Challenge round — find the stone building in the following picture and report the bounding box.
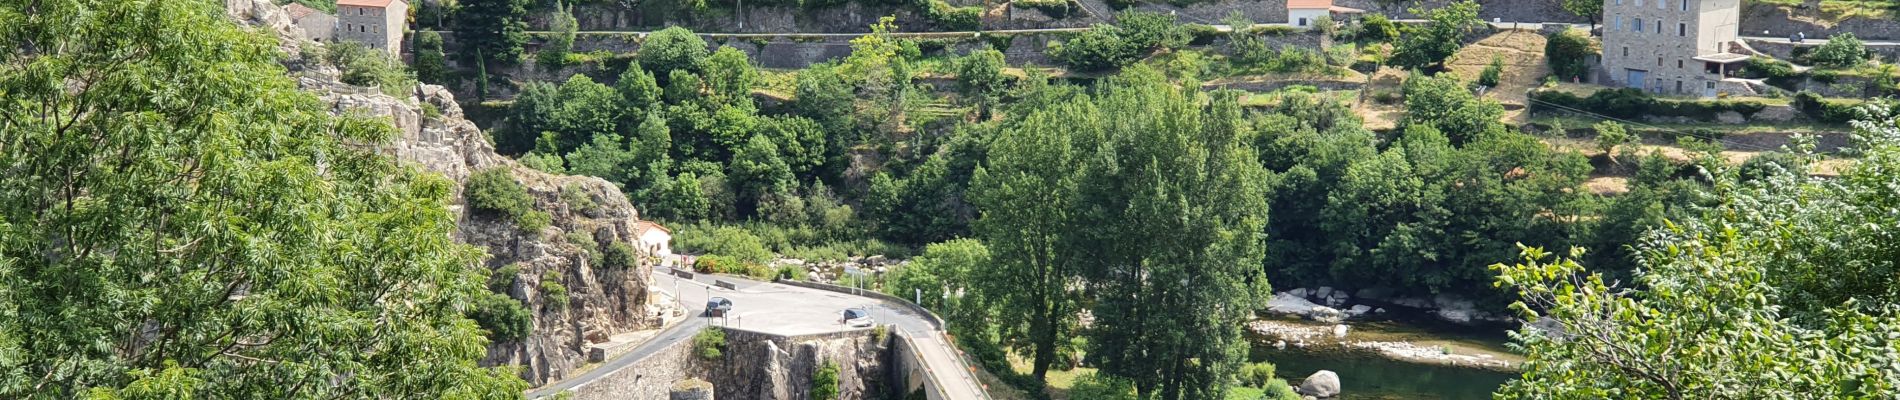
[283,3,335,40]
[336,0,408,54]
[1600,0,1752,97]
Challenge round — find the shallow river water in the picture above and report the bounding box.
[1248,317,1521,400]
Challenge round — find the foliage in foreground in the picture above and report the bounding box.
[0,0,526,397]
[1494,101,1900,399]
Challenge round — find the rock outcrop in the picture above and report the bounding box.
[227,0,658,386]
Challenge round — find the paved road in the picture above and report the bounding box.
[526,271,987,399]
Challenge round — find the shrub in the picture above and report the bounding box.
[1119,11,1189,51]
[1238,362,1278,388]
[1545,29,1593,81]
[1530,88,1765,121]
[489,263,524,292]
[540,271,569,309]
[1014,0,1074,18]
[1263,46,1328,74]
[466,168,552,233]
[810,361,840,400]
[1324,43,1358,67]
[468,290,533,342]
[1054,25,1137,71]
[920,0,981,30]
[1069,373,1138,400]
[603,241,638,270]
[1359,14,1399,42]
[1478,56,1504,88]
[1806,33,1869,69]
[676,224,774,264]
[560,184,601,216]
[640,27,709,75]
[325,41,415,93]
[1793,91,1864,124]
[564,231,599,256]
[693,327,726,360]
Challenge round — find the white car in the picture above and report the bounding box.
[841,308,874,328]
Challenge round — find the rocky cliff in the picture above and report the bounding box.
[226,0,659,386]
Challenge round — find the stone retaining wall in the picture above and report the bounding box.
[1740,2,1900,41]
[566,326,896,400]
[1744,38,1900,63]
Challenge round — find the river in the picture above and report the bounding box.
[1248,318,1522,399]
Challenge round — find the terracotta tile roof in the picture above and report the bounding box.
[336,0,402,8]
[1287,0,1333,9]
[634,221,672,235]
[283,3,321,19]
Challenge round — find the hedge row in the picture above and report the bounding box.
[1530,88,1766,122]
[1793,91,1865,124]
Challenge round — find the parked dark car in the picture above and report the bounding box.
[706,297,733,317]
[841,308,874,328]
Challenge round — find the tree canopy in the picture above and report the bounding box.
[0,0,526,397]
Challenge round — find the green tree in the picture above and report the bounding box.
[1493,104,1900,399]
[565,133,639,186]
[639,27,709,77]
[1054,24,1136,71]
[795,63,857,139]
[759,115,828,176]
[616,66,663,116]
[1807,33,1869,69]
[969,78,1092,383]
[1593,120,1633,164]
[457,0,531,63]
[1117,10,1189,52]
[1390,0,1483,70]
[537,0,578,69]
[414,31,453,84]
[1400,72,1505,145]
[1076,78,1271,399]
[1545,29,1595,81]
[955,47,1008,120]
[505,75,623,154]
[1559,0,1602,31]
[703,46,759,103]
[728,135,795,217]
[0,0,526,396]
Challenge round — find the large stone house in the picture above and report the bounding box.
[1600,0,1752,97]
[283,3,335,40]
[336,0,408,54]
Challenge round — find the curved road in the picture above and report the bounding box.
[526,270,987,399]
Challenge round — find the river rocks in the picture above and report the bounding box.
[1309,306,1347,324]
[1332,324,1349,339]
[1299,370,1342,398]
[1347,305,1373,316]
[1289,288,1309,298]
[1315,286,1334,299]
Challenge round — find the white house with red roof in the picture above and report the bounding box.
[633,221,675,268]
[336,0,407,54]
[1287,0,1364,29]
